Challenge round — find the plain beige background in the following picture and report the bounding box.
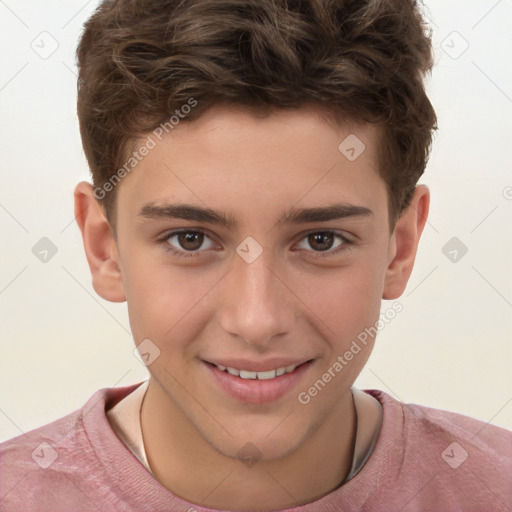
[0,0,511,442]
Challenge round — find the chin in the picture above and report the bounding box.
[204,424,305,464]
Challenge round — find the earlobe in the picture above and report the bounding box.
[74,181,126,303]
[382,185,430,300]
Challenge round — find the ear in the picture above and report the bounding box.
[382,185,430,300]
[74,181,126,302]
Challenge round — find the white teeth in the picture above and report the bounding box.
[256,370,277,380]
[239,370,257,379]
[216,363,300,380]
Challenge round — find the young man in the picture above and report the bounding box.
[1,0,511,510]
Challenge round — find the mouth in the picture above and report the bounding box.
[202,358,314,404]
[209,361,307,380]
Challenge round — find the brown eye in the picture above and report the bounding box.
[307,232,335,251]
[295,231,352,258]
[161,230,215,258]
[176,231,204,251]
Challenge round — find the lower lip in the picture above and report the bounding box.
[203,360,313,404]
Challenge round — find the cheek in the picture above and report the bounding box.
[120,250,174,340]
[122,252,221,346]
[298,258,383,337]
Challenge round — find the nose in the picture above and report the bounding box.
[218,247,296,348]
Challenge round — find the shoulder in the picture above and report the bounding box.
[0,400,91,509]
[0,385,137,511]
[361,390,512,510]
[369,388,512,449]
[1,397,87,467]
[396,392,511,463]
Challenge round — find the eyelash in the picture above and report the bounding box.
[157,229,354,259]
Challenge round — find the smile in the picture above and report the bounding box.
[212,363,300,380]
[203,359,314,404]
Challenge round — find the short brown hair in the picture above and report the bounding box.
[76,0,437,230]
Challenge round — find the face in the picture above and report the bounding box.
[83,105,413,462]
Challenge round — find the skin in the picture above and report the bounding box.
[74,104,429,510]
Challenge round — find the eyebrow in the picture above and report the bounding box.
[138,202,373,229]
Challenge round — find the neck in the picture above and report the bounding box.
[140,378,356,510]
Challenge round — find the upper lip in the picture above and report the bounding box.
[204,358,313,372]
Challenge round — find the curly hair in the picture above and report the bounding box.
[76,0,437,230]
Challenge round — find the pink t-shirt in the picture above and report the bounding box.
[1,382,511,511]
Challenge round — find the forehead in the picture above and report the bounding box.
[116,105,387,224]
